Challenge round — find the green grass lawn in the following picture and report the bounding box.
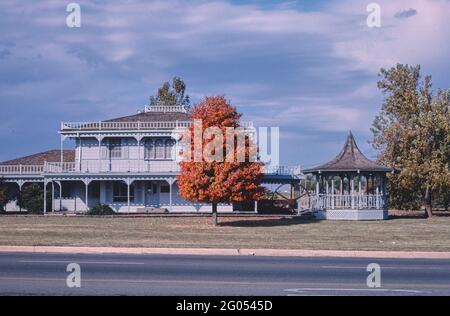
[0,215,449,251]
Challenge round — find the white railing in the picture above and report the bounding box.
[60,121,192,131]
[264,165,301,176]
[0,164,44,175]
[1,161,299,177]
[309,194,386,210]
[44,160,180,174]
[144,106,187,113]
[60,120,253,131]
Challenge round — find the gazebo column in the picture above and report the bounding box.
[315,175,320,196]
[375,175,380,209]
[331,176,335,209]
[350,176,355,209]
[358,175,362,209]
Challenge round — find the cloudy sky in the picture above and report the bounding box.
[1,0,449,167]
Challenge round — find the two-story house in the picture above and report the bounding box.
[0,105,300,213]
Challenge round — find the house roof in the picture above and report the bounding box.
[303,131,393,174]
[0,150,75,166]
[104,110,191,123]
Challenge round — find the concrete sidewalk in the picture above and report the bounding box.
[1,245,450,259]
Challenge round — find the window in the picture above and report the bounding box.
[155,139,164,159]
[109,138,122,159]
[113,182,134,203]
[165,139,175,159]
[144,140,155,159]
[145,138,176,160]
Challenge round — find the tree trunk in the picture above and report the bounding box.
[423,185,433,218]
[212,202,218,226]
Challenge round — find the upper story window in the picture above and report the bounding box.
[155,139,164,159]
[145,138,175,160]
[165,139,175,159]
[109,138,122,159]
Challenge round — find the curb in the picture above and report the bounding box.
[1,246,450,259]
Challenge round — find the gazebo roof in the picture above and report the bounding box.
[303,131,393,174]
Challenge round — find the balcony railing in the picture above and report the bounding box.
[60,120,254,131]
[0,165,44,175]
[0,162,301,177]
[45,161,181,173]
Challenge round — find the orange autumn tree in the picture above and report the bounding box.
[177,96,265,226]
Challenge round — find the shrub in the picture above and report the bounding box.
[18,183,51,214]
[87,204,116,216]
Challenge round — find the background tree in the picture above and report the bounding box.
[149,77,190,108]
[177,96,265,226]
[372,64,450,217]
[18,183,51,214]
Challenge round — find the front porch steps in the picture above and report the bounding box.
[136,207,169,213]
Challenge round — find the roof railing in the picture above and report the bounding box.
[60,120,254,131]
[144,105,187,113]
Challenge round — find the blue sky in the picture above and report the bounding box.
[1,0,449,167]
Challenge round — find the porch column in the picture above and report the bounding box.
[137,135,142,172]
[98,136,103,173]
[58,181,62,212]
[125,178,134,213]
[43,181,47,215]
[51,181,55,213]
[167,178,176,212]
[78,136,82,172]
[18,181,24,213]
[85,180,90,211]
[127,183,130,212]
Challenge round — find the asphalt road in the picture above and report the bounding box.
[0,252,449,295]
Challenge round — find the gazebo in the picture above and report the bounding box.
[303,131,394,220]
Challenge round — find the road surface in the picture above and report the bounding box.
[0,252,449,295]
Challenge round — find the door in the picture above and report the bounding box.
[145,182,159,207]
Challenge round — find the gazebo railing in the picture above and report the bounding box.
[310,194,386,210]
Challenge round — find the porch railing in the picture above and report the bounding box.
[308,194,386,210]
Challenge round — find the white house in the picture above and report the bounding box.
[0,105,300,214]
